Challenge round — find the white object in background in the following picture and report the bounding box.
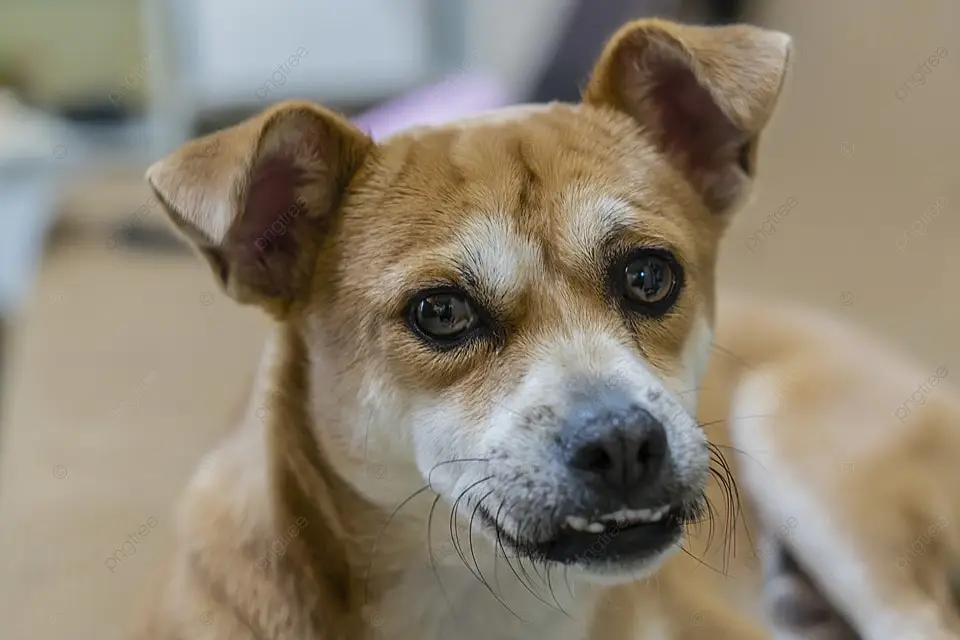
[140,0,466,157]
[0,90,84,316]
[0,90,84,164]
[187,0,431,109]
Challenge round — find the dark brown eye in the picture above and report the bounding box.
[411,291,479,341]
[618,251,681,315]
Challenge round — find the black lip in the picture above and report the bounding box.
[479,505,692,566]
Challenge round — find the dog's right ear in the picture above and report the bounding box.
[146,101,373,319]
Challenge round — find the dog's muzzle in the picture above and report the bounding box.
[481,383,705,567]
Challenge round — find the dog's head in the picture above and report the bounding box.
[148,20,791,581]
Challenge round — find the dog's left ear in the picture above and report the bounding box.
[146,101,373,318]
[585,19,792,214]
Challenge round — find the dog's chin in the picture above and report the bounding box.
[561,548,680,585]
[477,500,700,583]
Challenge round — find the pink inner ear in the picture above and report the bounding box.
[649,59,743,173]
[227,154,308,298]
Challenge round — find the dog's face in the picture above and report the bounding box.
[148,20,791,580]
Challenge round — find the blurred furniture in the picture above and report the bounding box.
[0,90,86,322]
[0,90,146,322]
[707,0,748,22]
[528,0,748,104]
[140,0,470,156]
[529,0,682,104]
[0,92,77,411]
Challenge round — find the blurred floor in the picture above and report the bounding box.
[0,215,268,639]
[0,1,957,639]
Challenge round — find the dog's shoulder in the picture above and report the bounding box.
[134,425,314,640]
[177,423,273,555]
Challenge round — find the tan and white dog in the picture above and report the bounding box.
[136,18,960,640]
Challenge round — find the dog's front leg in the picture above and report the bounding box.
[760,536,860,639]
[740,475,960,639]
[732,414,960,640]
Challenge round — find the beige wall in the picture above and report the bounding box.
[728,0,959,367]
[0,0,142,103]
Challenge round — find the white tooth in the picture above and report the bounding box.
[566,516,589,531]
[603,509,629,522]
[586,522,605,533]
[649,506,669,522]
[596,506,673,526]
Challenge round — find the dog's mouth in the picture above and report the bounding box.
[479,502,695,566]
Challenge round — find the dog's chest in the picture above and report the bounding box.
[367,565,600,640]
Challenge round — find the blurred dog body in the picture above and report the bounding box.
[691,295,960,639]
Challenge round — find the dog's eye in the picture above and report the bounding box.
[411,291,479,342]
[617,250,681,315]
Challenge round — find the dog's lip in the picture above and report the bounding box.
[478,503,691,566]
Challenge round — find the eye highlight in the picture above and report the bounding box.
[612,249,683,316]
[407,288,481,345]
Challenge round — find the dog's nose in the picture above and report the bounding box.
[563,394,667,494]
[568,415,667,490]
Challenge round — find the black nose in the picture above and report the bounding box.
[564,400,668,494]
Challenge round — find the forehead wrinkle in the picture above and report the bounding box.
[511,137,541,218]
[447,124,545,215]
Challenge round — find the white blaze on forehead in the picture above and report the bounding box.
[453,214,542,305]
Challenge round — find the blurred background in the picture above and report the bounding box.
[0,0,955,638]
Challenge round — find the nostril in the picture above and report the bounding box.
[636,423,668,479]
[637,439,653,465]
[563,401,669,493]
[572,443,614,473]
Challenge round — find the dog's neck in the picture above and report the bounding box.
[257,324,611,639]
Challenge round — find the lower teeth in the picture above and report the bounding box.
[564,507,671,532]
